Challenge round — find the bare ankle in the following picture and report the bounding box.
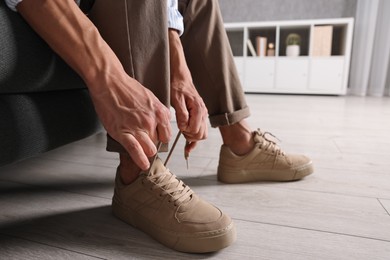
[227,135,255,155]
[118,153,142,185]
[219,121,255,155]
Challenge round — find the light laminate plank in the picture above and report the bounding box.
[228,219,390,260]
[181,178,390,242]
[379,199,390,216]
[0,180,212,259]
[0,181,111,227]
[309,152,390,174]
[2,200,390,260]
[40,133,118,169]
[0,234,100,260]
[0,159,115,199]
[200,158,390,199]
[332,136,390,155]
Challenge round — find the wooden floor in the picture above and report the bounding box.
[1,94,390,259]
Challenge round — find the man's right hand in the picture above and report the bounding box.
[88,73,172,171]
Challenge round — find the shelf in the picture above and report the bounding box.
[226,28,244,57]
[225,18,354,95]
[279,25,310,56]
[331,24,348,55]
[247,26,277,57]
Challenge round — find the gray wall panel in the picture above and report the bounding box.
[219,0,357,22]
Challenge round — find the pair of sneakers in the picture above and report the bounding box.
[112,129,313,253]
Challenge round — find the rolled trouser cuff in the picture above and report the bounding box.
[209,107,250,128]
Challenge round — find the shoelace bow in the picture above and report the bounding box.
[145,132,193,206]
[256,129,285,155]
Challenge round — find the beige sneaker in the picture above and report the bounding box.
[218,129,313,183]
[112,157,236,253]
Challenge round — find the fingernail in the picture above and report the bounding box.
[143,161,150,170]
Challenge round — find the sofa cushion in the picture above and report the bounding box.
[0,89,102,166]
[0,1,86,94]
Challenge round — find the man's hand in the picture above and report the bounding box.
[18,0,172,170]
[88,72,172,170]
[168,29,208,154]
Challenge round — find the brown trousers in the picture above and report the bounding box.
[88,0,250,153]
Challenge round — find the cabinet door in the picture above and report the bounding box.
[275,59,309,90]
[309,58,344,91]
[244,58,275,91]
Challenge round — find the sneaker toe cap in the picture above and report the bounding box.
[176,195,231,227]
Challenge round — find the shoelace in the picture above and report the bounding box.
[148,169,193,206]
[145,132,193,206]
[256,129,285,155]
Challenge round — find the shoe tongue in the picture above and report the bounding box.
[145,157,178,190]
[145,156,193,204]
[146,157,165,176]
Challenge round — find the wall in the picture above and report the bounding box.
[219,0,357,22]
[387,56,390,95]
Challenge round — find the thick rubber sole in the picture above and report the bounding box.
[112,198,237,253]
[217,161,314,183]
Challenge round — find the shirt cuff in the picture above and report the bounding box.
[167,7,184,36]
[5,0,22,11]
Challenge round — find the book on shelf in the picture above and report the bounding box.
[256,36,267,57]
[246,39,257,57]
[312,25,333,56]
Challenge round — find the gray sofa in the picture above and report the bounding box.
[0,1,101,167]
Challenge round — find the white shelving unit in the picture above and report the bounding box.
[225,18,354,95]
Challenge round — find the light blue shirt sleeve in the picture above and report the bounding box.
[167,0,184,36]
[4,0,22,11]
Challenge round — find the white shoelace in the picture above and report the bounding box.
[147,169,193,206]
[146,132,193,206]
[255,129,285,155]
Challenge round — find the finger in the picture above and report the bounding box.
[175,97,189,131]
[156,106,172,143]
[201,112,208,139]
[185,141,197,155]
[134,131,157,157]
[187,101,203,134]
[182,116,208,142]
[199,119,208,140]
[157,123,172,144]
[121,133,150,170]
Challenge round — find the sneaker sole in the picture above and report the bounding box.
[112,198,236,253]
[218,161,314,183]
